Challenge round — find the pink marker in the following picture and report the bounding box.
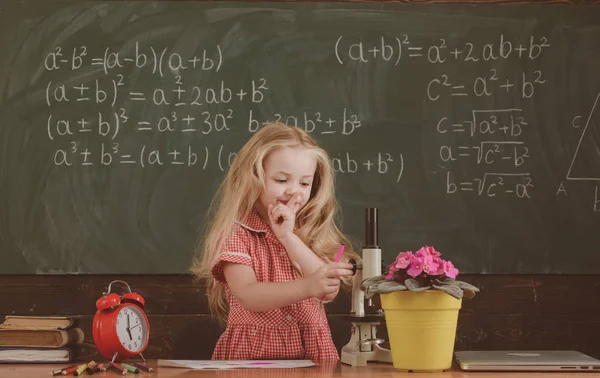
[334,244,345,263]
[320,244,345,302]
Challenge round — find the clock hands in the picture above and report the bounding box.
[126,313,133,340]
[130,323,141,330]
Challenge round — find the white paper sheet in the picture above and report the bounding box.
[158,359,316,370]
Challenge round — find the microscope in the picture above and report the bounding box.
[341,208,393,366]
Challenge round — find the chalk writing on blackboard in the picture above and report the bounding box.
[334,35,551,66]
[41,34,553,199]
[43,39,411,181]
[439,108,532,199]
[5,1,600,274]
[562,93,600,211]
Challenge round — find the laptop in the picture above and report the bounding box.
[455,350,600,371]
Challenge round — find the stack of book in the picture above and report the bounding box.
[0,315,88,363]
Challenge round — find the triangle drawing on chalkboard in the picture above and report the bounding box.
[566,93,600,181]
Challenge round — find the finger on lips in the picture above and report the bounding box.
[293,194,303,209]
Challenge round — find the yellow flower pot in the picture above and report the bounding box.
[380,290,462,372]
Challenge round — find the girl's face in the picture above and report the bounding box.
[256,146,317,221]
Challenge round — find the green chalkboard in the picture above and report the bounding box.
[1,1,600,274]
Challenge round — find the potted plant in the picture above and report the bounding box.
[361,246,479,372]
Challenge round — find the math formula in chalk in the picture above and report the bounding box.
[44,42,224,76]
[335,35,550,66]
[52,142,403,180]
[437,109,533,199]
[45,77,269,108]
[42,40,401,183]
[427,70,546,101]
[40,30,555,201]
[335,34,549,101]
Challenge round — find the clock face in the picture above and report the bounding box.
[115,305,148,353]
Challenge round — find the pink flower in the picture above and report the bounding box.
[407,255,424,277]
[386,246,459,281]
[385,262,397,279]
[443,260,459,279]
[394,251,413,269]
[430,257,445,275]
[416,246,441,259]
[385,261,399,280]
[422,256,440,275]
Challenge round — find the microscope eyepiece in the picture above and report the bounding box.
[364,208,379,248]
[348,259,362,275]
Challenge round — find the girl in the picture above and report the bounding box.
[192,122,360,361]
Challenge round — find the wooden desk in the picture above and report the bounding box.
[1,361,599,378]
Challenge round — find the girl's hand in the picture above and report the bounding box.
[305,262,354,299]
[268,192,303,241]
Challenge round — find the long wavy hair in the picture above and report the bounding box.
[191,122,360,324]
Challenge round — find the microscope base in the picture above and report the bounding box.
[340,321,393,367]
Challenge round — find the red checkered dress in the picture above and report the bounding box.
[210,211,339,361]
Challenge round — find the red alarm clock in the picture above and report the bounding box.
[92,280,150,362]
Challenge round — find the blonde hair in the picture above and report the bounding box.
[191,122,360,324]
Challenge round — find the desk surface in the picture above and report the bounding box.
[1,361,600,378]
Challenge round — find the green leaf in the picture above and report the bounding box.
[435,276,454,284]
[432,278,450,286]
[463,288,476,300]
[376,281,407,294]
[455,280,480,293]
[360,275,387,292]
[405,279,430,292]
[407,285,430,292]
[357,274,480,298]
[404,278,423,290]
[360,275,408,297]
[433,283,463,299]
